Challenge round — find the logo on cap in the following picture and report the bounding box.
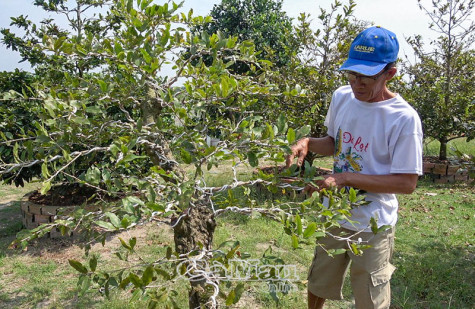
[354,45,375,53]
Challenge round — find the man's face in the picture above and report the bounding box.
[345,68,395,102]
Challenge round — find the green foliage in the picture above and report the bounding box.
[0,70,41,186]
[402,0,475,160]
[0,1,382,308]
[203,0,294,68]
[268,0,366,149]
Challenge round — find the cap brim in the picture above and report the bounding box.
[339,58,387,76]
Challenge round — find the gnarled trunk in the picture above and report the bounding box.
[173,204,217,309]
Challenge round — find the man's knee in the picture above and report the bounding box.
[308,290,325,309]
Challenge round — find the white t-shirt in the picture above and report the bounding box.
[324,85,423,232]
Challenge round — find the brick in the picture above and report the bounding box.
[23,213,33,225]
[20,202,30,213]
[26,202,43,215]
[40,206,60,216]
[423,163,435,173]
[433,164,448,175]
[423,166,434,173]
[446,165,461,175]
[25,221,39,229]
[423,162,436,169]
[34,214,51,224]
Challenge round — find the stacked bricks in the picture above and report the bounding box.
[423,162,471,184]
[20,192,76,238]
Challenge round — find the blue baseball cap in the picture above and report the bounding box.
[339,26,399,76]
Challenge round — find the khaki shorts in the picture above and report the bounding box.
[307,226,396,309]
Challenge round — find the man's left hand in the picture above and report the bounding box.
[304,173,348,194]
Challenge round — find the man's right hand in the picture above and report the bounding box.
[286,137,310,167]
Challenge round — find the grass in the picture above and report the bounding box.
[423,137,475,157]
[0,154,474,308]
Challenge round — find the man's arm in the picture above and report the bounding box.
[286,136,335,167]
[316,173,419,194]
[288,136,419,194]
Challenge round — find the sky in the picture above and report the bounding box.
[0,0,438,72]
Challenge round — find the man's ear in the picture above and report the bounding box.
[386,67,397,80]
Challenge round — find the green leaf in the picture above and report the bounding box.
[129,273,143,288]
[69,259,88,274]
[232,283,245,304]
[291,234,299,249]
[296,125,311,140]
[13,143,20,162]
[328,248,346,256]
[248,151,258,167]
[129,237,137,250]
[85,167,101,185]
[295,214,302,235]
[225,290,236,306]
[97,80,108,92]
[370,217,378,234]
[40,181,51,195]
[350,243,362,255]
[105,212,121,228]
[96,221,116,230]
[277,114,287,134]
[121,154,148,163]
[114,41,124,54]
[41,162,50,178]
[89,255,97,272]
[180,149,192,164]
[349,188,357,203]
[287,128,296,144]
[142,265,154,286]
[303,222,317,238]
[78,275,91,296]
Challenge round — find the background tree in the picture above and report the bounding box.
[1,0,117,186]
[1,0,367,308]
[202,0,294,68]
[402,0,475,160]
[268,0,366,165]
[0,69,39,186]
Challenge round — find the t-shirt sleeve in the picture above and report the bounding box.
[390,116,424,175]
[324,92,337,138]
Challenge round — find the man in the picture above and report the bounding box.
[286,26,423,308]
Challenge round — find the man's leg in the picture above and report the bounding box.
[350,226,396,309]
[307,227,351,305]
[308,290,325,309]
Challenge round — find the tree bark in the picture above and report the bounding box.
[173,204,217,309]
[439,136,448,161]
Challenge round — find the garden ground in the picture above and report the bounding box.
[0,137,474,308]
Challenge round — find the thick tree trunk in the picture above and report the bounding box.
[173,204,217,309]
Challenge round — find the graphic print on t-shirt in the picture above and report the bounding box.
[334,128,363,173]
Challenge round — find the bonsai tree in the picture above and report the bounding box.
[1,0,370,307]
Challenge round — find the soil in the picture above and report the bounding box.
[423,155,470,165]
[423,156,451,165]
[28,183,118,206]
